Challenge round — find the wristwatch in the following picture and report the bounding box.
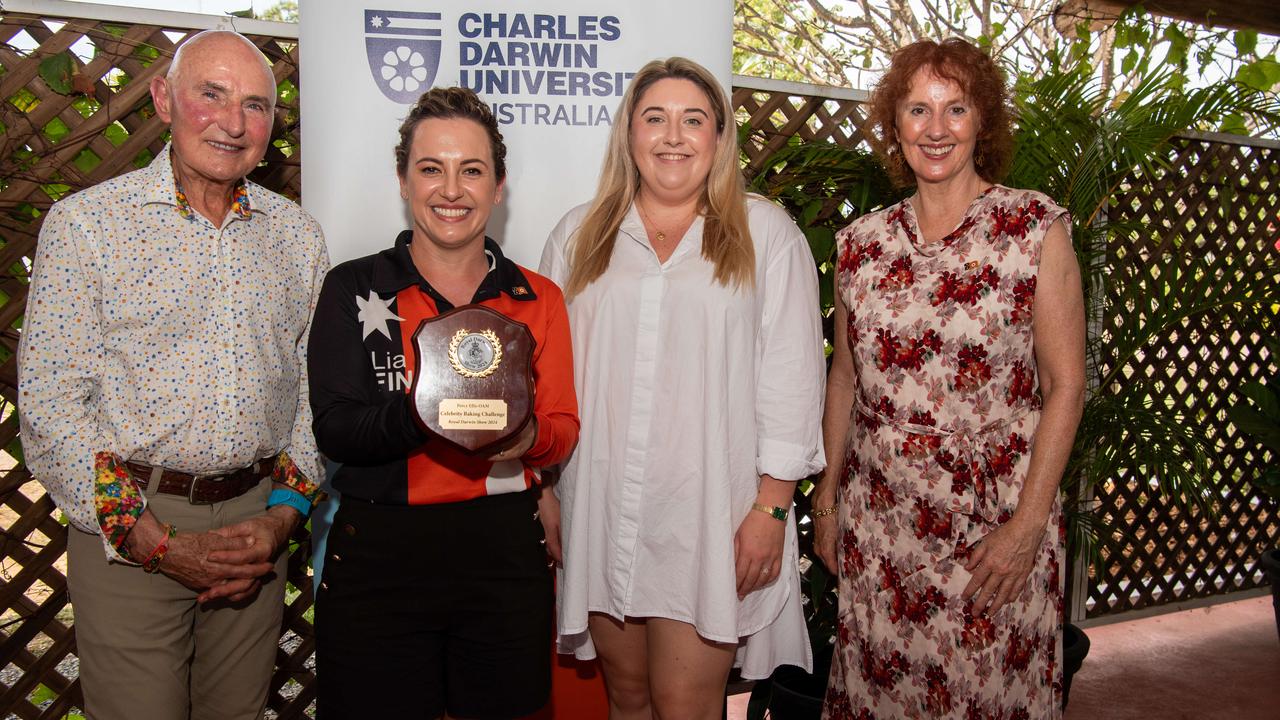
[751,502,789,521]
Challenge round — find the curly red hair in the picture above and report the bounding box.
[867,38,1013,187]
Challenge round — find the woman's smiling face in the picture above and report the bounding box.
[629,77,719,204]
[896,67,981,187]
[399,116,504,253]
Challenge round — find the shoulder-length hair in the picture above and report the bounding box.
[562,57,753,298]
[868,38,1013,187]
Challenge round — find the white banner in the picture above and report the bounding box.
[300,1,733,267]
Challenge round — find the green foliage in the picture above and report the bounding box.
[1234,30,1259,57]
[1162,25,1191,69]
[1008,63,1280,557]
[104,121,129,148]
[41,182,72,202]
[1236,59,1280,93]
[71,96,99,119]
[11,202,41,223]
[132,147,156,170]
[1227,340,1280,501]
[747,137,905,319]
[73,148,101,174]
[133,44,160,66]
[42,117,70,144]
[278,78,299,106]
[29,683,56,704]
[259,0,299,23]
[1007,65,1280,228]
[37,53,76,95]
[10,87,39,113]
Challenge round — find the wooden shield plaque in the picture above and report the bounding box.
[409,305,535,455]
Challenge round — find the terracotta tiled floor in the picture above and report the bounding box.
[727,595,1280,719]
[1066,595,1279,720]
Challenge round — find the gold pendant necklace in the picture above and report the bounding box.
[637,201,689,245]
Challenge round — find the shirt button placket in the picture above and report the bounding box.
[216,224,236,460]
[615,264,665,606]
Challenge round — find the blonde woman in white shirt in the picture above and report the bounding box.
[540,57,825,720]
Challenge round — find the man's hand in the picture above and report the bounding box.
[125,510,267,593]
[198,505,301,603]
[158,531,273,594]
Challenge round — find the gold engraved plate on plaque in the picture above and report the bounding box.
[438,398,508,430]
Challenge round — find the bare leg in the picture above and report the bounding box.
[646,618,735,720]
[588,612,653,719]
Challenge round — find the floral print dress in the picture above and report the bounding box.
[824,186,1069,719]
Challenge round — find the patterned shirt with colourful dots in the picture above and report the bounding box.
[17,144,328,563]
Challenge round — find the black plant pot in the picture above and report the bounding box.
[1062,622,1090,709]
[748,645,833,719]
[1260,548,1280,643]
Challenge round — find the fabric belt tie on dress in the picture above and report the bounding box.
[125,458,273,505]
[854,400,1034,524]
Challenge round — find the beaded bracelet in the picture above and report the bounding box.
[812,506,838,518]
[141,523,176,574]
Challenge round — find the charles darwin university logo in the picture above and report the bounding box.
[365,9,442,103]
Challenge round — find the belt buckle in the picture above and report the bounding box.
[188,473,228,505]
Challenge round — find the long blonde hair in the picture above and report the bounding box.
[563,57,754,298]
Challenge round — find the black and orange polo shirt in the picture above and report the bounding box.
[307,231,579,505]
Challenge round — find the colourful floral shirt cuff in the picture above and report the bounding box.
[94,451,146,560]
[272,452,321,505]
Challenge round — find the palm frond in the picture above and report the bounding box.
[1010,67,1280,230]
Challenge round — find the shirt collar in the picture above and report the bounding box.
[370,231,538,307]
[619,203,647,245]
[139,143,256,223]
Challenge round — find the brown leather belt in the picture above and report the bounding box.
[125,459,272,505]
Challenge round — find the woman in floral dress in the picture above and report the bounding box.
[813,39,1085,719]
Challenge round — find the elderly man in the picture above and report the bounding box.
[17,30,326,719]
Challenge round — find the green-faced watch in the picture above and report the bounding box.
[751,502,788,521]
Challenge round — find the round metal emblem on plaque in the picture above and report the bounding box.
[449,328,503,378]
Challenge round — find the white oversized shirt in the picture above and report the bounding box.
[540,196,825,678]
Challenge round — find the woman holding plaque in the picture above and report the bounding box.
[308,87,579,719]
[540,57,825,719]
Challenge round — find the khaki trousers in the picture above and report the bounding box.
[67,479,287,720]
